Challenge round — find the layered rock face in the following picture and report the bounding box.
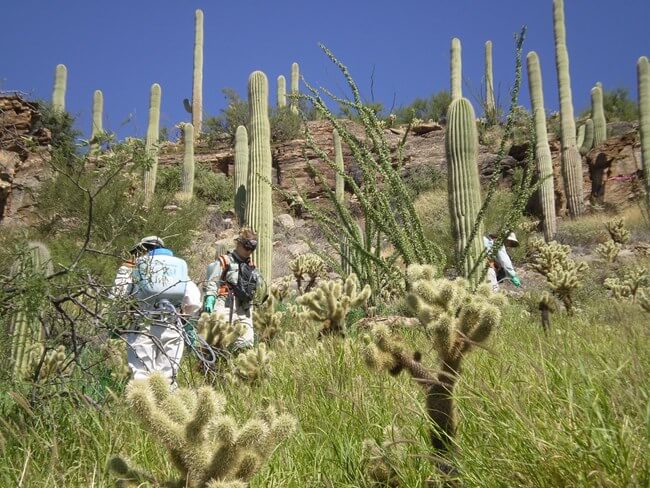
[0,95,51,225]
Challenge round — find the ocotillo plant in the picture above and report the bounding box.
[527,51,557,241]
[244,71,273,282]
[332,128,349,275]
[446,97,484,286]
[591,84,607,145]
[290,62,300,114]
[638,56,650,207]
[484,40,496,122]
[234,125,249,224]
[363,264,504,477]
[179,123,195,199]
[143,83,162,205]
[192,9,204,133]
[553,0,583,217]
[277,75,287,108]
[10,242,52,380]
[450,38,462,100]
[52,64,67,112]
[580,118,594,155]
[90,89,103,154]
[108,373,297,487]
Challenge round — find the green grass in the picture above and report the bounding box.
[1,291,648,487]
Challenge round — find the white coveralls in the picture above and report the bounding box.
[204,251,255,349]
[483,236,516,292]
[111,251,202,386]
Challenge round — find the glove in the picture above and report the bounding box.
[510,276,522,288]
[183,321,198,346]
[203,295,216,313]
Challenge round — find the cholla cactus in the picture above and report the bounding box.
[275,331,300,350]
[638,289,650,313]
[529,238,588,313]
[604,267,649,302]
[596,240,622,263]
[290,253,327,293]
[361,426,407,487]
[23,345,73,382]
[230,343,275,383]
[101,338,130,381]
[363,264,503,469]
[197,313,246,350]
[605,218,631,245]
[253,295,284,343]
[269,276,295,302]
[108,373,297,487]
[297,274,371,337]
[539,291,556,333]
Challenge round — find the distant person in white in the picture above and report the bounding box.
[484,232,522,292]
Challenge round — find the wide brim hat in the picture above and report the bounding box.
[505,232,519,247]
[130,235,165,253]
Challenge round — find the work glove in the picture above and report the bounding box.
[204,295,216,313]
[510,276,522,288]
[183,320,198,346]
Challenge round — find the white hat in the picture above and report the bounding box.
[130,235,165,253]
[505,232,519,247]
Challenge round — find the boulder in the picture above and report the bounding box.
[274,213,295,229]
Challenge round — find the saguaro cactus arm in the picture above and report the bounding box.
[143,83,162,205]
[52,64,67,113]
[192,9,204,133]
[638,56,650,207]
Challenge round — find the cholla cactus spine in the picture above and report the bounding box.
[591,84,607,145]
[143,83,162,205]
[244,71,273,282]
[192,9,204,133]
[605,218,630,244]
[450,38,462,100]
[485,40,496,119]
[231,343,275,383]
[52,64,67,112]
[197,312,246,350]
[553,0,583,217]
[180,123,195,199]
[253,295,284,343]
[234,125,249,224]
[637,56,650,208]
[527,51,557,241]
[604,267,649,303]
[90,89,103,154]
[290,62,299,114]
[446,97,485,285]
[277,75,286,108]
[596,240,621,263]
[580,118,594,155]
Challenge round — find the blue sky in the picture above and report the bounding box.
[2,0,649,140]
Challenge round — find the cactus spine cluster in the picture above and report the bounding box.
[180,123,195,199]
[143,83,162,205]
[108,373,297,487]
[192,9,204,134]
[234,125,249,225]
[446,97,484,285]
[450,38,462,100]
[290,62,300,114]
[277,75,286,108]
[527,52,557,241]
[638,56,650,207]
[484,40,496,119]
[580,118,594,155]
[591,84,607,145]
[244,71,273,282]
[552,0,583,217]
[90,89,103,155]
[52,64,67,113]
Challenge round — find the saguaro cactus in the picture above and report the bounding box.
[591,84,607,145]
[234,125,249,224]
[52,64,67,113]
[143,83,162,205]
[244,71,273,282]
[485,40,496,119]
[580,118,594,155]
[180,123,195,199]
[192,9,204,133]
[446,97,484,285]
[277,75,287,108]
[290,62,299,114]
[527,52,557,241]
[451,38,462,100]
[637,56,650,207]
[553,0,583,217]
[90,89,103,154]
[576,124,585,148]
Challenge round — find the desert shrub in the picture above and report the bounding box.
[157,162,233,207]
[393,91,452,124]
[203,88,248,143]
[416,189,454,265]
[270,106,303,142]
[579,87,638,122]
[402,163,445,197]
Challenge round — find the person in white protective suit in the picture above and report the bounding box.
[203,228,263,350]
[111,236,201,387]
[484,231,522,292]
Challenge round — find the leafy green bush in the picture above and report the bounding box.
[402,164,445,198]
[393,91,452,124]
[156,162,233,207]
[270,106,304,142]
[203,88,248,144]
[579,87,638,122]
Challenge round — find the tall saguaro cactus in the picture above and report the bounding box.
[446,97,484,285]
[638,56,650,207]
[580,118,594,155]
[234,125,249,224]
[451,38,462,100]
[553,0,583,217]
[485,40,496,119]
[52,64,67,113]
[180,123,195,199]
[192,9,204,134]
[527,52,557,241]
[143,83,162,205]
[244,71,273,281]
[591,84,607,145]
[90,89,103,154]
[277,75,287,108]
[290,62,300,114]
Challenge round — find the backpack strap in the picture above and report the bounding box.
[217,254,231,296]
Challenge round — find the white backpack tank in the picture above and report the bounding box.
[133,253,189,307]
